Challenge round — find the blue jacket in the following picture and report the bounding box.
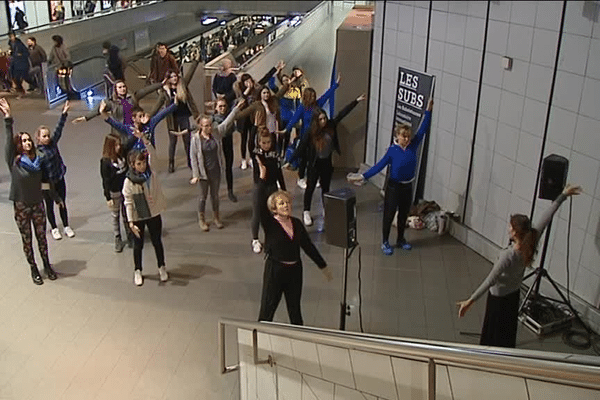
[38,112,68,183]
[363,111,431,183]
[284,82,339,138]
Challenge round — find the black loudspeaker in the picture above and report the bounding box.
[539,154,568,201]
[324,188,357,249]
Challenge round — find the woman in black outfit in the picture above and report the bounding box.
[256,158,333,325]
[289,93,366,226]
[1,98,58,285]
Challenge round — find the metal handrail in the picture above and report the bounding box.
[219,318,600,398]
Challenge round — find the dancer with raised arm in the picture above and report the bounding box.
[457,184,582,348]
[1,98,59,285]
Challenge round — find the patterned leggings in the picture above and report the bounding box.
[13,202,50,267]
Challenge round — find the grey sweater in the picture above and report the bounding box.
[469,193,568,301]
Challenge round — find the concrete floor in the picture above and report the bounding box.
[0,3,596,400]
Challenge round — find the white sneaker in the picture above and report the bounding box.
[247,159,253,168]
[51,228,62,240]
[297,178,307,190]
[134,270,143,286]
[316,180,321,188]
[158,266,169,282]
[64,226,75,238]
[252,239,262,254]
[241,159,248,170]
[303,211,313,226]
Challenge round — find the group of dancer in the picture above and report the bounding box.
[3,47,584,348]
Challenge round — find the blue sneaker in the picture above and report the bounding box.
[381,241,394,256]
[397,240,412,250]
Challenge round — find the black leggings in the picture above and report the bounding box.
[168,114,191,167]
[42,178,69,229]
[14,202,50,268]
[222,134,234,191]
[239,117,252,160]
[251,182,277,240]
[304,157,333,211]
[132,214,165,271]
[382,180,413,244]
[258,258,303,325]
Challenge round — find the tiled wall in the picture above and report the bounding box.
[237,329,600,399]
[366,1,600,316]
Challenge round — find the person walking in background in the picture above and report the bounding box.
[27,37,46,93]
[1,98,59,285]
[36,100,75,240]
[348,98,433,255]
[148,42,178,84]
[212,58,237,107]
[47,35,71,69]
[457,184,582,348]
[102,41,125,81]
[122,131,169,286]
[7,32,32,97]
[148,50,201,173]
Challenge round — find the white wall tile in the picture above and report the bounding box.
[270,335,296,371]
[487,20,509,55]
[316,344,355,389]
[476,115,498,151]
[390,357,428,400]
[453,135,472,169]
[528,378,600,400]
[526,64,553,102]
[468,1,487,18]
[291,340,322,378]
[397,3,414,33]
[507,24,534,62]
[491,153,515,192]
[413,6,429,37]
[489,1,511,22]
[531,28,559,68]
[516,130,542,171]
[446,13,467,46]
[396,31,413,61]
[498,90,525,129]
[448,1,469,16]
[479,84,502,120]
[573,114,600,160]
[574,266,600,312]
[550,218,586,265]
[455,107,475,141]
[411,35,426,67]
[595,168,600,199]
[441,72,461,105]
[461,47,482,82]
[509,192,532,217]
[465,16,486,50]
[586,198,600,238]
[483,210,507,245]
[350,350,398,400]
[257,364,277,400]
[428,39,445,70]
[459,78,479,112]
[383,28,397,56]
[510,1,538,26]
[432,1,449,12]
[579,77,600,120]
[571,192,594,231]
[563,0,594,37]
[502,58,529,97]
[384,2,399,32]
[546,106,576,149]
[448,366,529,400]
[443,44,464,76]
[439,102,458,137]
[450,163,469,192]
[434,152,452,184]
[511,163,537,202]
[521,98,547,138]
[430,10,448,41]
[579,233,600,272]
[551,71,584,113]
[586,38,600,81]
[333,385,372,400]
[543,140,571,161]
[594,18,600,39]
[483,53,505,88]
[277,366,302,400]
[559,33,590,76]
[569,152,600,202]
[494,122,519,161]
[382,55,396,85]
[534,0,563,30]
[302,375,333,400]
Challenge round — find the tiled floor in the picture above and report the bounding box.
[0,4,596,400]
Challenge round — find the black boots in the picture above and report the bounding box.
[168,160,175,173]
[115,235,125,253]
[30,265,43,285]
[44,264,58,280]
[228,189,238,203]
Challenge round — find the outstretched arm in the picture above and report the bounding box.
[332,93,365,125]
[134,81,163,103]
[362,148,392,180]
[52,101,70,143]
[1,98,15,170]
[316,75,341,107]
[183,58,200,86]
[148,101,177,132]
[410,98,434,148]
[533,185,582,233]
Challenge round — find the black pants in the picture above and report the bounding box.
[278,119,290,158]
[132,214,165,271]
[258,258,303,325]
[251,182,277,240]
[168,115,191,167]
[297,144,308,180]
[304,157,333,211]
[480,290,520,348]
[222,134,234,192]
[43,178,69,230]
[382,180,413,244]
[239,117,252,160]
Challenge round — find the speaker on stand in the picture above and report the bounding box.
[324,187,358,331]
[519,154,576,335]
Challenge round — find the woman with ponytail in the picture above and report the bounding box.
[457,184,582,348]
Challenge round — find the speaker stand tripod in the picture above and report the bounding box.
[519,220,587,336]
[339,244,358,331]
